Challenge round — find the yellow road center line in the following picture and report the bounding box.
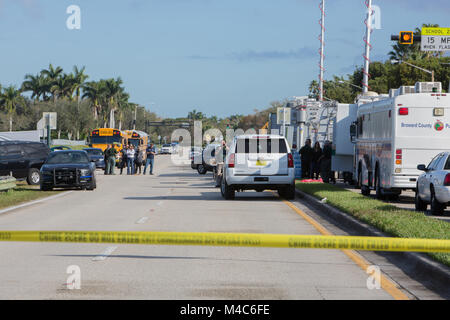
[282,199,410,300]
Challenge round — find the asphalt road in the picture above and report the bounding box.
[0,156,442,299]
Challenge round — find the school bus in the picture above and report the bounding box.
[124,130,149,160]
[89,128,126,152]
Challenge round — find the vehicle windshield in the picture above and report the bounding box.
[91,136,121,144]
[46,152,89,164]
[163,144,171,147]
[235,138,288,154]
[84,149,103,156]
[128,139,140,148]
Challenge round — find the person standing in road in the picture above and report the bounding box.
[104,144,112,175]
[126,144,136,175]
[311,141,322,180]
[299,139,313,179]
[143,143,156,175]
[119,145,128,175]
[214,140,229,187]
[107,144,118,175]
[135,149,144,175]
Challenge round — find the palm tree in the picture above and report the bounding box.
[72,66,89,102]
[0,86,26,131]
[50,74,75,101]
[41,64,63,101]
[188,109,204,120]
[82,81,106,121]
[104,78,124,128]
[21,73,43,102]
[116,92,133,130]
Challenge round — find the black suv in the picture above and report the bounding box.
[0,141,51,185]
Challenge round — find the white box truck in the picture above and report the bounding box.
[332,82,450,199]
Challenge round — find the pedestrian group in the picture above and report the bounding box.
[104,143,156,176]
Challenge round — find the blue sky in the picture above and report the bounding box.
[0,0,449,118]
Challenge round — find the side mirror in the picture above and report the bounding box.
[417,164,427,172]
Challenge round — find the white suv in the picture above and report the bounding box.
[221,134,296,200]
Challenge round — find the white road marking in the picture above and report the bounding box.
[135,217,149,224]
[92,246,117,261]
[157,201,164,207]
[0,191,73,216]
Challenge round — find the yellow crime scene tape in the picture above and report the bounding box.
[0,231,449,253]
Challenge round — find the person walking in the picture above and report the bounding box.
[299,139,313,179]
[106,144,118,175]
[104,145,111,175]
[135,149,144,175]
[119,145,128,175]
[311,141,322,180]
[126,144,136,175]
[143,143,156,175]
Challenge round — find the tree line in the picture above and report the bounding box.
[0,64,160,141]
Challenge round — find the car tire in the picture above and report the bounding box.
[415,189,427,211]
[279,184,296,200]
[27,168,41,185]
[221,176,235,200]
[430,189,444,216]
[197,164,207,175]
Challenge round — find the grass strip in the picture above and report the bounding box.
[0,182,60,211]
[296,182,450,267]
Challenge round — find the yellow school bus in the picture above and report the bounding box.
[124,130,149,160]
[89,128,126,152]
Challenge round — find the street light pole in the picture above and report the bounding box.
[338,80,364,91]
[391,59,435,82]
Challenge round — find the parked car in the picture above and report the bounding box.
[190,146,203,169]
[221,135,295,200]
[160,144,173,154]
[0,141,51,185]
[415,152,450,215]
[50,146,72,152]
[40,150,97,191]
[83,148,105,169]
[195,143,220,175]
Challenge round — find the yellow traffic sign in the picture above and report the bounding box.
[422,27,450,36]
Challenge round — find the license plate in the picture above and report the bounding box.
[256,160,267,166]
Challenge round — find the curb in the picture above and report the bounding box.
[295,188,450,289]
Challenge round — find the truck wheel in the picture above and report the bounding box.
[430,190,444,216]
[221,176,235,200]
[415,190,427,211]
[359,171,370,196]
[375,170,384,200]
[197,164,207,175]
[27,168,41,185]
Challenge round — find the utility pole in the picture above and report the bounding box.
[318,0,325,101]
[362,0,373,94]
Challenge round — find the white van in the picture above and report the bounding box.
[221,135,296,200]
[353,83,450,199]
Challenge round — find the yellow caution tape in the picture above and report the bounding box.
[0,231,449,253]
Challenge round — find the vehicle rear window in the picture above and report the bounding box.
[235,138,288,154]
[46,152,89,164]
[444,156,450,170]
